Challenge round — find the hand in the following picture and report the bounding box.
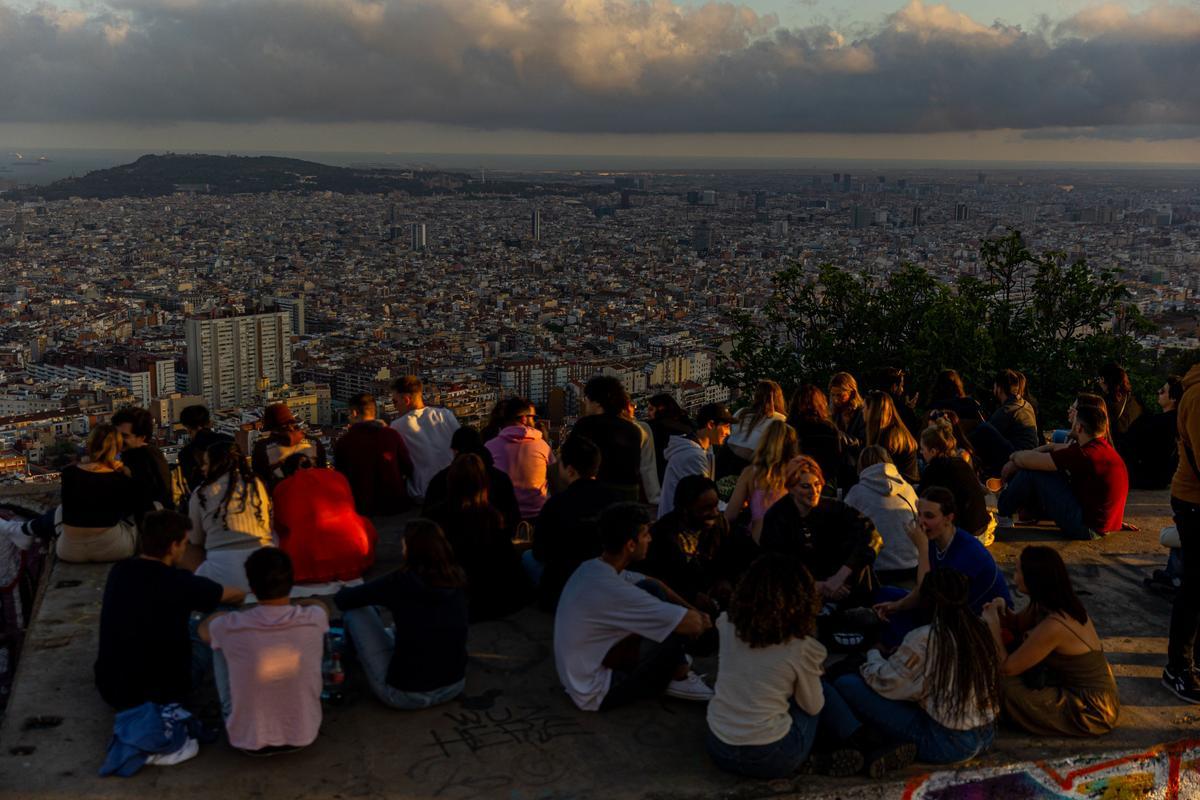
[700,612,714,633]
[905,519,927,547]
[981,597,1005,621]
[823,572,849,600]
[905,391,920,410]
[1001,461,1019,481]
[873,600,899,621]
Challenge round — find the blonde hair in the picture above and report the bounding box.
[865,392,917,456]
[750,420,800,494]
[921,418,959,458]
[86,424,125,471]
[829,372,863,412]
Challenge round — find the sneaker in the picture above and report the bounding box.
[665,671,713,702]
[0,518,32,551]
[863,740,917,779]
[805,747,864,778]
[1162,667,1200,704]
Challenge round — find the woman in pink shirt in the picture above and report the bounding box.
[485,398,554,521]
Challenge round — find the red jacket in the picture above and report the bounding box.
[273,469,377,583]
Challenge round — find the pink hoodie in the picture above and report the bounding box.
[485,425,555,520]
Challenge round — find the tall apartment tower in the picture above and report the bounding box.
[410,222,426,251]
[185,311,293,409]
[531,208,541,242]
[272,295,306,335]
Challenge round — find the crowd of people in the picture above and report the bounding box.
[0,360,1196,780]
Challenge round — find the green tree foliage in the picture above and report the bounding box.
[717,230,1148,424]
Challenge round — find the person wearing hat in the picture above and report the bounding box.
[658,403,734,519]
[251,403,327,493]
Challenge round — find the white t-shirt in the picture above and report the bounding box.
[727,411,787,453]
[390,406,460,499]
[553,558,687,711]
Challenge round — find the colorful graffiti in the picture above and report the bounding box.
[903,739,1200,800]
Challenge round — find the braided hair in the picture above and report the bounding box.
[922,568,1002,725]
[199,440,268,530]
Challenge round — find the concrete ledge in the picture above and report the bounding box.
[0,491,1193,799]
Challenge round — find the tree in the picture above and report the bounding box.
[718,230,1145,425]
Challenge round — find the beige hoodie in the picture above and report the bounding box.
[1172,364,1200,504]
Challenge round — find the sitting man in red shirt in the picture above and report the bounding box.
[998,403,1128,540]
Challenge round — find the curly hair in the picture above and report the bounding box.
[728,556,820,648]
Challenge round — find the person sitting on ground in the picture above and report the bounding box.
[251,403,327,494]
[644,475,750,615]
[720,380,787,479]
[532,435,620,611]
[95,511,244,711]
[273,454,377,584]
[389,375,460,502]
[334,520,469,709]
[919,420,992,545]
[829,371,868,487]
[759,457,882,611]
[843,447,920,586]
[874,487,1011,641]
[57,424,141,563]
[725,420,800,543]
[658,402,734,518]
[866,367,922,452]
[982,546,1119,737]
[787,384,843,489]
[428,453,530,621]
[485,397,555,521]
[926,370,985,431]
[554,502,714,711]
[926,408,978,465]
[570,376,644,501]
[112,406,175,516]
[178,405,232,496]
[1099,362,1143,457]
[865,391,920,484]
[706,556,916,780]
[333,392,413,516]
[647,394,692,482]
[199,548,327,754]
[833,568,1001,765]
[971,368,1039,477]
[997,404,1128,541]
[1124,376,1182,490]
[624,399,662,507]
[187,440,274,591]
[422,426,521,529]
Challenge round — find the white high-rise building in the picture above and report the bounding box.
[185,311,293,409]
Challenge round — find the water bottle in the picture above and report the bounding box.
[320,633,344,704]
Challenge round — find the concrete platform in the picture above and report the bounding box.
[0,491,1194,799]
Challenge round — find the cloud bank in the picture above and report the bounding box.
[0,0,1197,139]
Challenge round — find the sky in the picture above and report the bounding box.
[1,0,1199,164]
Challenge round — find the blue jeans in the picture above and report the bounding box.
[832,674,993,764]
[343,607,465,710]
[997,469,1089,539]
[521,549,544,587]
[706,684,862,779]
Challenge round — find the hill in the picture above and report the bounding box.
[8,153,472,200]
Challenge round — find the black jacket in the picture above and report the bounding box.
[759,496,880,603]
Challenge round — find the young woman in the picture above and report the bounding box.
[926,370,984,428]
[724,420,800,542]
[720,380,787,478]
[334,519,469,710]
[843,446,920,585]
[707,556,914,779]
[187,440,274,591]
[983,546,1119,737]
[834,568,1001,764]
[919,420,992,545]
[1098,362,1143,444]
[57,424,141,563]
[484,397,554,521]
[786,384,842,487]
[829,372,866,443]
[429,453,530,620]
[865,391,919,484]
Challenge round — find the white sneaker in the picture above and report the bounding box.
[665,671,713,702]
[0,518,31,551]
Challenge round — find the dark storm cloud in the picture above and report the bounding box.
[1,0,1197,139]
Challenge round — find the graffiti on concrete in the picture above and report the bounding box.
[905,739,1200,800]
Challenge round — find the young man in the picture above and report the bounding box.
[178,405,231,494]
[874,487,1012,634]
[112,406,175,515]
[554,502,713,711]
[997,404,1127,540]
[657,403,734,518]
[389,375,460,501]
[334,392,413,516]
[1164,363,1200,703]
[94,510,244,710]
[570,376,644,501]
[251,403,327,493]
[532,434,620,610]
[972,368,1040,477]
[199,548,328,753]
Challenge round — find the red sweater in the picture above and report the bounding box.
[274,469,377,583]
